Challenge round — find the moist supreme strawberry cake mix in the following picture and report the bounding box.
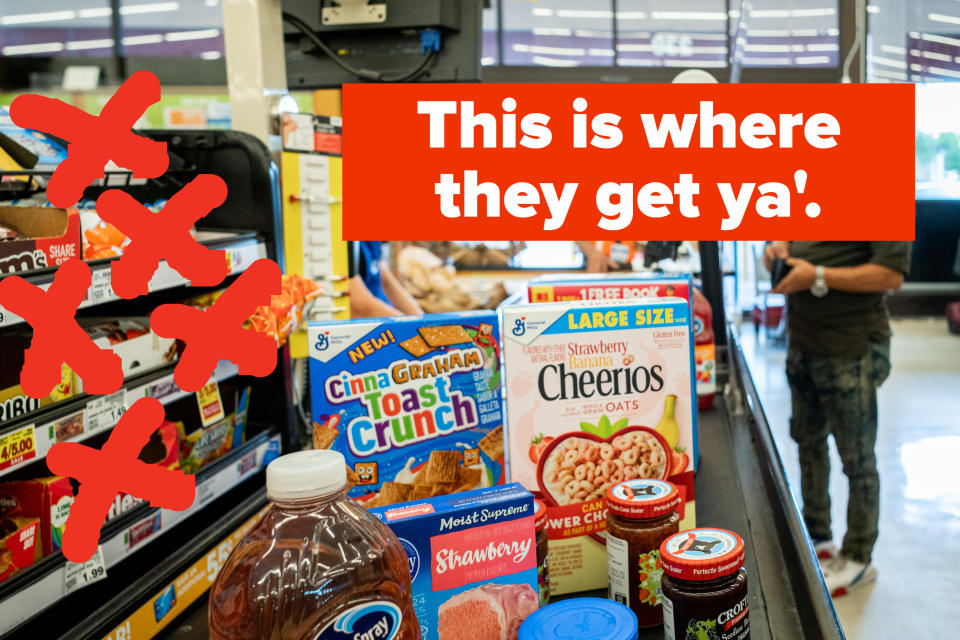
[502,298,697,594]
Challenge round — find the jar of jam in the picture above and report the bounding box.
[604,479,681,628]
[533,498,550,606]
[659,528,749,640]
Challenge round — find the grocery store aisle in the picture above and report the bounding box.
[738,317,960,640]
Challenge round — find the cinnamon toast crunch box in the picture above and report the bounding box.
[370,483,539,640]
[502,298,697,595]
[308,312,505,508]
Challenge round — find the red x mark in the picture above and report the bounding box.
[0,258,122,398]
[96,174,230,298]
[48,397,195,562]
[9,70,168,209]
[152,259,282,392]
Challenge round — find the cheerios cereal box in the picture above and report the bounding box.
[308,312,505,509]
[502,298,697,594]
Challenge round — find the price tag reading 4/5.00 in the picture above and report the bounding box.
[0,424,37,472]
[65,546,107,594]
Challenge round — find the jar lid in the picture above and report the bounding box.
[533,498,548,532]
[659,528,745,582]
[519,598,637,640]
[605,479,680,519]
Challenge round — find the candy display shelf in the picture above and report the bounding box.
[0,430,280,637]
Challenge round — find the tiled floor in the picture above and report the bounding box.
[737,317,960,639]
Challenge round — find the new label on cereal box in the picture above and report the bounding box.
[309,312,505,508]
[502,298,697,595]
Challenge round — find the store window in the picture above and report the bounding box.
[120,0,225,60]
[501,0,615,67]
[0,1,113,57]
[616,0,728,68]
[733,0,839,67]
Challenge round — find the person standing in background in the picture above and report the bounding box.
[765,240,911,597]
[349,240,423,317]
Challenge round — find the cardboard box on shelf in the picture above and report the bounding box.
[501,298,697,595]
[0,330,76,423]
[370,483,539,640]
[0,477,73,556]
[81,318,179,383]
[0,516,41,583]
[171,383,249,474]
[0,206,81,275]
[308,312,505,508]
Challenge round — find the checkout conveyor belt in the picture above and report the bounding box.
[153,333,845,640]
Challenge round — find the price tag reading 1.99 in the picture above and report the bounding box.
[64,546,108,594]
[0,424,37,472]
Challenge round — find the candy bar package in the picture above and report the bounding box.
[502,298,697,595]
[370,483,539,640]
[308,312,504,508]
[0,477,73,556]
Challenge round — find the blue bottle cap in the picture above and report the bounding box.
[518,598,638,640]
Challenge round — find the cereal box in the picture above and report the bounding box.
[502,298,697,595]
[528,272,692,304]
[370,483,539,640]
[308,312,505,508]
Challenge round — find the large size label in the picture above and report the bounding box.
[315,602,402,640]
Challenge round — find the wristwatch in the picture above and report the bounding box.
[811,265,828,297]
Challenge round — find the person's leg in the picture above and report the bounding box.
[787,347,833,543]
[812,341,889,564]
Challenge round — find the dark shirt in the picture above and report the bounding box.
[787,241,912,358]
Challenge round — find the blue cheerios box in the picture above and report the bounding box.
[308,312,505,508]
[370,483,539,640]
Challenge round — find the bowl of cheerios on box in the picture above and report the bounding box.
[536,425,671,533]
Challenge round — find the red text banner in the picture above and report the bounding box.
[342,83,914,240]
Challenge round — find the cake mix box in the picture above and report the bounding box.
[370,483,539,640]
[309,312,505,508]
[502,298,697,595]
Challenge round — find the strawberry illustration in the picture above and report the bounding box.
[529,434,554,463]
[670,446,689,476]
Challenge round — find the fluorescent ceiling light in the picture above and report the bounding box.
[867,55,907,69]
[795,55,831,64]
[122,34,165,46]
[531,8,553,17]
[867,5,879,14]
[744,44,791,53]
[805,43,839,52]
[615,12,647,20]
[926,66,960,79]
[531,55,580,67]
[588,48,615,57]
[556,10,612,19]
[742,56,792,65]
[922,33,960,48]
[881,44,906,54]
[512,44,586,56]
[79,8,113,18]
[200,50,223,59]
[922,50,953,62]
[1,10,75,25]
[66,38,115,50]
[165,29,220,42]
[662,59,725,67]
[927,13,960,25]
[532,28,573,37]
[3,42,66,55]
[480,56,495,66]
[120,2,180,16]
[651,11,725,21]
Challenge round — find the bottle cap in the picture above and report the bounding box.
[519,598,637,640]
[266,450,346,501]
[605,479,680,519]
[533,498,548,532]
[659,528,745,582]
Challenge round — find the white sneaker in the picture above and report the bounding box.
[813,540,838,563]
[822,556,877,598]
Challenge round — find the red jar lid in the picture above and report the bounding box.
[533,498,548,532]
[659,528,745,581]
[605,479,680,519]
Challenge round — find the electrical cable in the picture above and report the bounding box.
[841,0,865,83]
[282,11,437,82]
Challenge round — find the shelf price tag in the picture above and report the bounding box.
[0,424,37,471]
[84,389,128,434]
[0,303,23,327]
[85,267,114,306]
[196,379,225,427]
[64,545,107,594]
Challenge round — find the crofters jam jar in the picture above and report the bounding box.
[659,528,749,640]
[534,498,550,606]
[604,479,681,628]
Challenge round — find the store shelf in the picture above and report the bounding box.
[0,232,267,328]
[0,430,280,637]
[0,359,240,480]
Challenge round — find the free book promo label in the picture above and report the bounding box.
[343,83,914,240]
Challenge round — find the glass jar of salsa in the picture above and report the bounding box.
[604,479,680,628]
[533,498,550,606]
[659,528,749,640]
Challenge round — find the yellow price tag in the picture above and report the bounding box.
[196,379,225,427]
[0,424,37,472]
[224,250,233,273]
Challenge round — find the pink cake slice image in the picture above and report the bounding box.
[437,583,539,640]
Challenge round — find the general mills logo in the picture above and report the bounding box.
[512,317,526,336]
[315,331,330,351]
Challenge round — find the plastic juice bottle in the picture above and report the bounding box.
[209,450,421,640]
